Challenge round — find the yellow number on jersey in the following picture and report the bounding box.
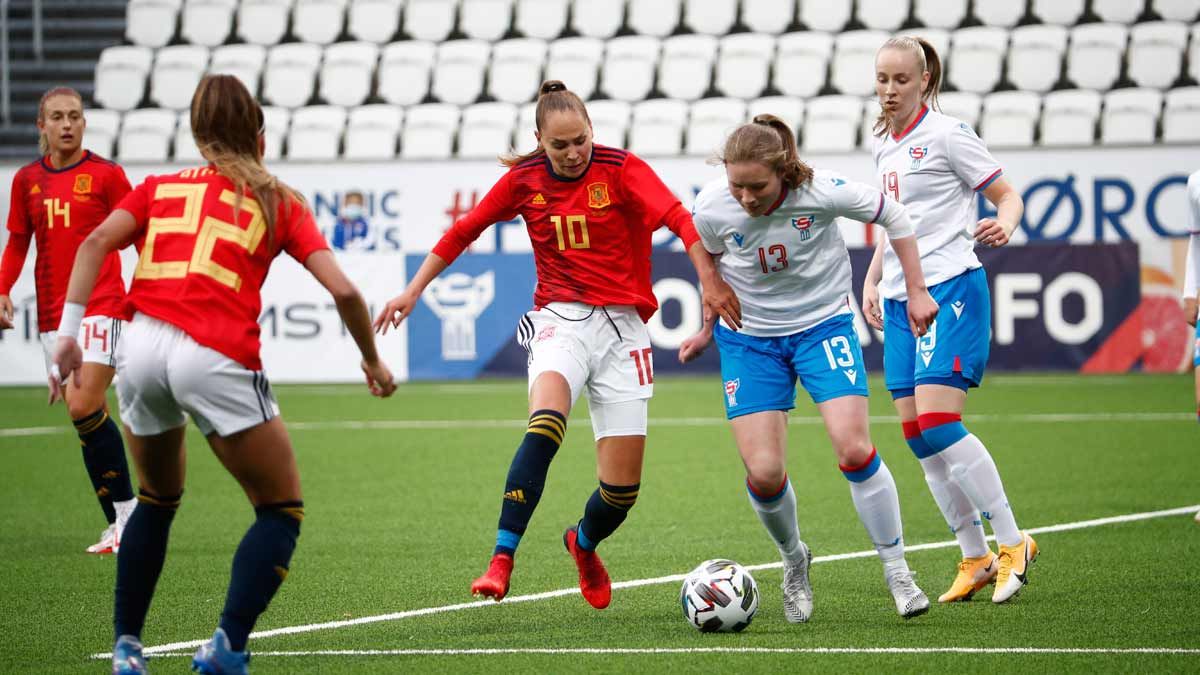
[551,214,590,250]
[43,198,70,229]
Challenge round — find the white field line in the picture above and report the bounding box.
[94,504,1200,659]
[143,647,1200,657]
[5,411,1194,438]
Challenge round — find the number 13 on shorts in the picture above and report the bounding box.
[630,347,654,386]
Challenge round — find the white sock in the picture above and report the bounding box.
[114,498,136,526]
[844,456,907,567]
[746,478,806,565]
[918,453,991,559]
[941,434,1022,547]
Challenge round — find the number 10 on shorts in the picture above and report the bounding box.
[630,347,654,385]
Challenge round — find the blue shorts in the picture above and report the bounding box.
[1193,321,1199,368]
[883,267,990,398]
[713,313,869,419]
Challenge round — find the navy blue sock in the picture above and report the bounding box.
[219,502,303,652]
[495,409,565,556]
[114,490,181,640]
[577,481,640,551]
[74,409,134,524]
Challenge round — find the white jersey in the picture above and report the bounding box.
[873,106,1002,301]
[693,168,914,337]
[1183,169,1200,299]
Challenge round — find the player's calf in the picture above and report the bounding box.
[218,501,303,653]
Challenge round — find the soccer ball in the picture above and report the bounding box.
[680,559,760,632]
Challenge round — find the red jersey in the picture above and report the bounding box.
[5,151,132,332]
[432,145,700,322]
[117,166,328,371]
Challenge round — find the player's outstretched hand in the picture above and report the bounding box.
[862,282,883,330]
[1184,296,1198,328]
[678,330,713,364]
[362,359,397,398]
[703,276,742,331]
[372,289,419,335]
[974,217,1012,247]
[48,335,82,405]
[0,295,13,330]
[907,289,939,337]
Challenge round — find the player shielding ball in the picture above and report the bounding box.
[375,80,740,610]
[50,75,396,674]
[679,115,938,621]
[863,36,1037,603]
[0,86,137,555]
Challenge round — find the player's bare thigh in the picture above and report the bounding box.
[595,434,645,485]
[61,362,117,419]
[730,410,788,490]
[125,424,188,498]
[207,417,302,506]
[815,395,873,466]
[914,384,967,416]
[529,371,572,417]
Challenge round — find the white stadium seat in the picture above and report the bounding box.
[150,45,210,110]
[210,44,267,96]
[378,40,436,106]
[236,0,292,46]
[856,0,910,32]
[515,0,568,39]
[1127,22,1189,90]
[802,95,860,153]
[404,0,459,41]
[947,26,1009,94]
[118,109,176,162]
[182,0,237,47]
[126,0,182,48]
[740,0,794,34]
[980,90,1040,148]
[401,102,460,159]
[1066,23,1128,91]
[600,35,660,102]
[348,0,403,43]
[319,42,379,107]
[345,104,403,159]
[937,91,982,127]
[1007,24,1068,92]
[1151,0,1200,22]
[514,101,537,153]
[262,106,291,159]
[714,33,775,100]
[173,110,204,162]
[686,97,745,156]
[94,46,153,112]
[458,102,518,158]
[587,99,632,147]
[1163,86,1200,143]
[912,0,967,30]
[774,31,834,98]
[488,38,547,104]
[800,0,851,32]
[658,34,717,101]
[973,1,1024,27]
[859,96,881,148]
[287,105,347,160]
[293,0,349,45]
[1091,0,1142,24]
[570,0,623,39]
[432,39,491,104]
[629,98,688,156]
[628,0,681,38]
[263,43,323,108]
[1031,0,1084,25]
[84,109,121,157]
[460,0,514,41]
[749,95,804,131]
[1040,89,1101,146]
[683,0,737,36]
[545,37,604,100]
[1101,88,1162,146]
[830,30,889,97]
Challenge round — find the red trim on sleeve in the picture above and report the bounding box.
[917,412,963,432]
[838,447,878,473]
[0,229,31,294]
[867,193,885,225]
[974,169,1003,192]
[901,420,922,440]
[661,203,700,251]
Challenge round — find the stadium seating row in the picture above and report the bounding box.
[97,23,1200,112]
[126,0,1200,48]
[88,87,1200,162]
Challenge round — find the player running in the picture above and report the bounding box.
[862,36,1037,604]
[0,86,136,555]
[678,114,938,621]
[374,80,741,610]
[1184,169,1199,525]
[50,75,396,674]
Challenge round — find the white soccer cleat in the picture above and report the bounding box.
[886,568,930,619]
[993,532,1039,604]
[86,524,117,555]
[781,541,813,623]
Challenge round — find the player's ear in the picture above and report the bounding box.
[534,129,542,148]
[257,132,266,159]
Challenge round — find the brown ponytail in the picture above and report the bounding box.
[715,114,814,190]
[36,86,84,156]
[873,36,943,136]
[501,80,592,166]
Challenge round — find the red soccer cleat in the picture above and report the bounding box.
[563,526,611,609]
[470,553,514,601]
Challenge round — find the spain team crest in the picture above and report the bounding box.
[73,174,92,194]
[587,182,611,209]
[792,215,814,241]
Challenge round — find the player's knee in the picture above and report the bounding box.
[917,412,969,453]
[833,438,874,468]
[69,399,106,425]
[745,464,786,496]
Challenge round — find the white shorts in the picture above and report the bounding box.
[115,313,280,438]
[40,314,122,375]
[517,302,652,440]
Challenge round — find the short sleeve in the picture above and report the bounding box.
[6,170,29,234]
[280,200,330,264]
[824,172,886,224]
[945,122,1003,192]
[116,176,155,225]
[103,164,134,210]
[622,153,681,226]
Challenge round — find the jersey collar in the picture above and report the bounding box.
[762,185,789,216]
[40,149,92,173]
[544,150,594,183]
[890,105,929,142]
